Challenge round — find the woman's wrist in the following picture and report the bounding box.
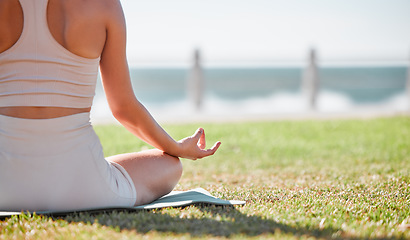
[163,139,183,158]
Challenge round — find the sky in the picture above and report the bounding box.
[120,0,410,66]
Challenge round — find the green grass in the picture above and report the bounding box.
[1,116,409,239]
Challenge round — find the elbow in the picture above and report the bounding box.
[111,107,126,122]
[111,105,132,123]
[109,98,141,124]
[108,100,128,121]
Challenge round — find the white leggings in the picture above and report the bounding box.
[0,113,136,211]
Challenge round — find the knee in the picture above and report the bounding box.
[164,153,183,180]
[175,157,183,179]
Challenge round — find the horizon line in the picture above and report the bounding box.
[127,59,409,68]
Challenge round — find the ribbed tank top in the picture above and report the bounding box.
[0,0,100,108]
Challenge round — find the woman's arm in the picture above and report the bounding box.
[99,0,220,159]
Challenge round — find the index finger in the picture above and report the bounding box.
[199,141,221,158]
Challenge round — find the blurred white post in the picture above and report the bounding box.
[302,48,319,110]
[187,48,204,111]
[407,50,410,111]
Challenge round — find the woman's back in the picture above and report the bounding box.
[0,0,120,118]
[0,0,108,59]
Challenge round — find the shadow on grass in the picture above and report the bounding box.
[57,205,383,239]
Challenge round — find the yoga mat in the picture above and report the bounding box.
[0,188,245,219]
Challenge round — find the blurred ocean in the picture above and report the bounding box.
[91,65,409,123]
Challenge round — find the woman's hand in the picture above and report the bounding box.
[176,128,221,160]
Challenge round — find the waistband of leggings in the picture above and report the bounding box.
[0,112,91,133]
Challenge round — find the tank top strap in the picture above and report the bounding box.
[18,0,50,43]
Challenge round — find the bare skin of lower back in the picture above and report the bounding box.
[0,0,110,119]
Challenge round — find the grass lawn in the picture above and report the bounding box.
[1,116,409,239]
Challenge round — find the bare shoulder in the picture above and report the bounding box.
[0,0,12,6]
[0,0,18,14]
[62,0,124,22]
[0,0,23,50]
[88,0,125,22]
[0,1,8,16]
[94,0,127,36]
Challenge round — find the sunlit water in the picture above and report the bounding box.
[91,66,409,123]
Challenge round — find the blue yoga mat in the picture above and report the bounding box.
[0,188,245,218]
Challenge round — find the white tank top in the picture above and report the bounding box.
[0,0,100,108]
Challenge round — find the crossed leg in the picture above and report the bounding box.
[107,149,183,206]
